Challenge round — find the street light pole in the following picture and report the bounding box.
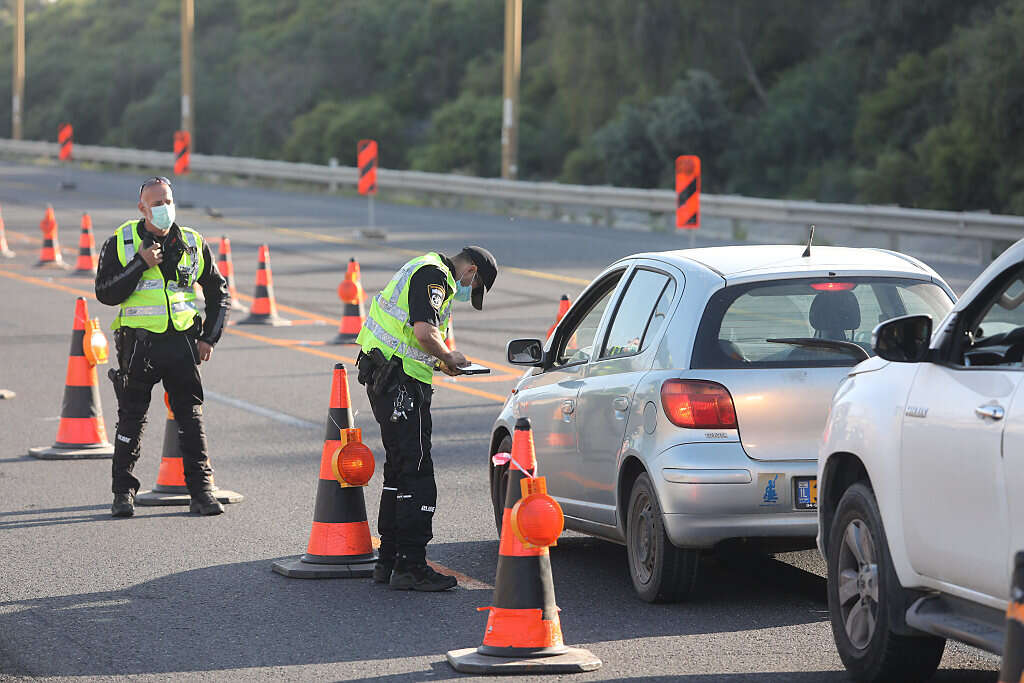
[500,0,522,179]
[13,0,24,140]
[180,0,194,144]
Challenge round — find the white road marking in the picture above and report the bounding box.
[204,390,328,430]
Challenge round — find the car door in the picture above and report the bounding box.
[515,269,626,505]
[900,268,1024,599]
[573,266,678,525]
[1000,379,1024,597]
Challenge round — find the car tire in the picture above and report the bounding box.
[827,482,945,682]
[489,433,512,538]
[626,472,699,603]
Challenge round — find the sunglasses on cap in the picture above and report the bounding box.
[139,176,172,197]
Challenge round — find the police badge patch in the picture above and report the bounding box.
[427,284,445,311]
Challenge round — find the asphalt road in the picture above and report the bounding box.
[0,161,1000,681]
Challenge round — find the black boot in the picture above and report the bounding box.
[189,491,224,516]
[390,562,457,591]
[111,492,135,518]
[373,561,394,584]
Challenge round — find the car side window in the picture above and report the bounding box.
[555,273,623,366]
[958,268,1024,367]
[599,270,673,360]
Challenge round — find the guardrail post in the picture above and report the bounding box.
[888,231,899,253]
[978,238,993,266]
[604,207,614,227]
[328,157,338,193]
[731,217,747,242]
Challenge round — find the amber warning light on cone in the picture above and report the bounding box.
[338,278,363,305]
[82,318,109,367]
[511,476,564,548]
[332,440,375,487]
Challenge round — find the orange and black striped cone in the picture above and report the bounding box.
[272,363,377,578]
[137,393,244,506]
[28,297,114,459]
[331,258,366,344]
[72,213,98,275]
[216,236,249,315]
[0,204,14,258]
[239,244,289,325]
[446,418,601,674]
[35,205,67,269]
[998,551,1024,683]
[547,295,570,339]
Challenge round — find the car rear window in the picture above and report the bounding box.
[691,277,954,368]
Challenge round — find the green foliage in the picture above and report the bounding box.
[408,94,501,176]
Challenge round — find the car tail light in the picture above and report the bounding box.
[661,380,737,429]
[810,282,855,291]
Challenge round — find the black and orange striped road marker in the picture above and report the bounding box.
[136,393,244,506]
[675,155,701,230]
[239,244,290,326]
[331,258,365,344]
[35,205,67,269]
[0,204,14,258]
[174,130,191,176]
[546,295,570,339]
[998,551,1024,683]
[357,140,377,196]
[72,213,98,275]
[216,236,249,315]
[58,123,73,161]
[447,418,601,674]
[28,297,114,459]
[272,363,378,578]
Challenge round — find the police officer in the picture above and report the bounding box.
[356,246,497,591]
[95,176,230,518]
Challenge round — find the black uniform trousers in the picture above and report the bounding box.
[111,328,214,495]
[366,377,435,567]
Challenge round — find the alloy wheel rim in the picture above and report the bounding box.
[630,493,656,585]
[837,518,880,650]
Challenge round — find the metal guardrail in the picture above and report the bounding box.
[1,138,1022,249]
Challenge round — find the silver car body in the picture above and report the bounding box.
[491,245,956,549]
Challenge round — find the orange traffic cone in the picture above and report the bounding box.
[72,213,98,275]
[331,258,366,344]
[217,237,249,315]
[28,297,114,459]
[240,244,289,325]
[0,204,14,258]
[547,295,571,339]
[35,205,67,268]
[272,363,377,578]
[447,418,601,674]
[445,311,456,351]
[137,393,244,506]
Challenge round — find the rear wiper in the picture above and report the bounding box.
[765,337,870,361]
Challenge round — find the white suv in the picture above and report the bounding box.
[818,240,1024,681]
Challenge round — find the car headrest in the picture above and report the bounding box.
[809,290,861,333]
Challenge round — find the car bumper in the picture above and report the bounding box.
[653,442,818,548]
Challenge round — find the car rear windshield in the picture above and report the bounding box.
[691,277,954,369]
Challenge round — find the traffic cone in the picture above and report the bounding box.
[272,363,377,578]
[28,297,114,459]
[72,213,98,275]
[998,551,1024,683]
[445,311,456,351]
[331,258,365,344]
[240,244,289,325]
[446,418,601,674]
[216,237,249,315]
[0,204,14,258]
[136,393,244,506]
[547,295,571,339]
[35,205,67,268]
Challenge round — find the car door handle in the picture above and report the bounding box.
[613,396,630,411]
[975,404,1005,420]
[561,400,575,415]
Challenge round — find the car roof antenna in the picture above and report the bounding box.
[802,224,815,258]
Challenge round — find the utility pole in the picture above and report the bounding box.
[12,0,24,140]
[180,0,194,144]
[500,0,522,179]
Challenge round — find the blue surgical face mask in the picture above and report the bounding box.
[454,282,473,302]
[149,203,175,231]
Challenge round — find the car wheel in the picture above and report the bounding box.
[626,472,699,603]
[489,433,512,538]
[827,482,945,682]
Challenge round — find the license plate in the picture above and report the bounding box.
[795,477,817,510]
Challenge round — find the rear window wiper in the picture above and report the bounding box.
[764,337,870,361]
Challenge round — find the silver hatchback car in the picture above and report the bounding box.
[490,245,955,602]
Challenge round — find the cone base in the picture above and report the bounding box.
[356,229,388,240]
[28,442,114,460]
[59,181,77,191]
[136,488,245,506]
[329,333,360,345]
[229,301,249,314]
[446,647,601,674]
[270,553,376,579]
[1,248,15,258]
[71,268,97,276]
[33,261,70,270]
[238,314,291,326]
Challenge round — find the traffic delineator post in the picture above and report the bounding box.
[72,213,98,275]
[446,418,601,674]
[998,551,1024,683]
[58,123,76,190]
[675,155,701,231]
[216,237,249,316]
[272,363,377,578]
[28,297,114,459]
[331,258,365,344]
[239,244,290,326]
[357,139,385,238]
[137,393,244,506]
[35,205,67,269]
[174,131,191,176]
[0,204,14,258]
[547,295,570,339]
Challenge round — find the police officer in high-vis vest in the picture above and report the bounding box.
[356,246,497,591]
[95,176,230,518]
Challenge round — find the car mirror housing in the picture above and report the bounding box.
[507,338,545,366]
[872,314,933,363]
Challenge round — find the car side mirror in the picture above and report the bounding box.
[873,315,932,363]
[507,338,544,366]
